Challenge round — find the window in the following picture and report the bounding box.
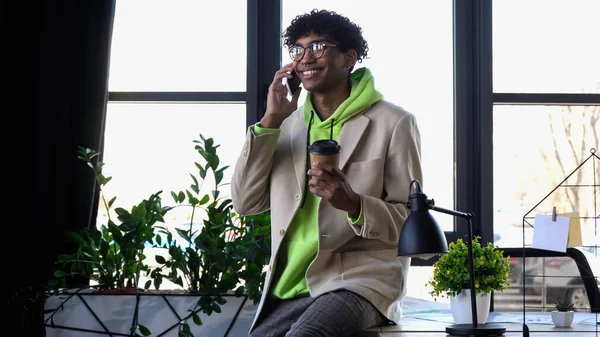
[492,105,599,247]
[99,103,246,218]
[493,0,600,94]
[492,0,600,248]
[108,0,247,92]
[102,1,248,234]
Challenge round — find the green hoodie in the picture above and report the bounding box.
[269,67,383,299]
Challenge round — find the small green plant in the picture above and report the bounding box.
[554,297,575,312]
[427,236,512,299]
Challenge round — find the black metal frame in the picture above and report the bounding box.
[246,0,281,128]
[453,0,494,248]
[494,93,600,105]
[519,149,599,335]
[106,0,282,124]
[109,92,246,103]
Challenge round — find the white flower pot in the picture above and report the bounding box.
[551,311,574,327]
[449,289,491,324]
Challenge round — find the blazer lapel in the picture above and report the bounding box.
[338,114,370,170]
[290,115,308,192]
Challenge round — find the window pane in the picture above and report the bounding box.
[493,0,600,93]
[98,103,247,227]
[493,105,600,248]
[282,1,455,230]
[108,0,247,92]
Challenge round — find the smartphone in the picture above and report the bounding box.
[285,71,302,96]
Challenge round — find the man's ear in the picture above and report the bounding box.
[345,49,358,69]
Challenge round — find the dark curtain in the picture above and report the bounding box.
[14,1,116,335]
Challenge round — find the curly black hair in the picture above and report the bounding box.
[282,9,369,63]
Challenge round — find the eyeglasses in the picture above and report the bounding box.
[289,41,338,62]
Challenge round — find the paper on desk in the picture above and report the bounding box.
[531,213,569,252]
[558,212,583,247]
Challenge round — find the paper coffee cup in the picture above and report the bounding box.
[308,140,342,169]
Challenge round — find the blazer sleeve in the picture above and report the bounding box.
[231,125,280,216]
[348,113,423,245]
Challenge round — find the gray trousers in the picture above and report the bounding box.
[248,289,388,337]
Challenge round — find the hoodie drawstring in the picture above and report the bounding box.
[330,118,334,140]
[300,113,335,208]
[300,111,315,208]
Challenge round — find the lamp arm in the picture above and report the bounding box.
[428,201,473,221]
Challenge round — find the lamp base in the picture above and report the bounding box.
[446,323,506,336]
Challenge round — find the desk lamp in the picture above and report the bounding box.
[398,180,506,336]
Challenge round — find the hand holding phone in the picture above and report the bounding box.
[262,66,301,128]
[284,71,302,96]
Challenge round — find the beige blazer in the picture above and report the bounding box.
[231,100,423,331]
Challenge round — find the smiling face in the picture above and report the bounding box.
[292,33,357,94]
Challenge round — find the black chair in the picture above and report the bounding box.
[492,247,599,313]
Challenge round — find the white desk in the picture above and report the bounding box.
[359,313,598,337]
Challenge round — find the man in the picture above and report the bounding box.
[232,9,423,337]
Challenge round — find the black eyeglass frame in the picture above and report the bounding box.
[288,41,338,62]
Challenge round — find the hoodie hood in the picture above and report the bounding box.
[302,67,383,133]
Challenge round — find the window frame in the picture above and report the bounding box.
[107,0,599,268]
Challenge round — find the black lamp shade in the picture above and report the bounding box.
[397,181,448,258]
[398,211,448,258]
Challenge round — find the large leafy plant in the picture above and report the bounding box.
[148,135,270,332]
[427,236,511,299]
[50,147,171,292]
[47,147,171,336]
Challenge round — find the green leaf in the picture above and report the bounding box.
[108,196,116,208]
[199,194,210,205]
[180,322,191,334]
[53,270,66,277]
[192,313,202,326]
[206,153,219,170]
[144,280,152,290]
[65,231,83,244]
[138,324,152,336]
[190,174,199,188]
[156,255,166,264]
[215,170,224,185]
[212,303,221,313]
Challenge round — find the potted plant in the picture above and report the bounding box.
[43,135,270,337]
[45,146,171,336]
[551,297,575,327]
[427,236,512,324]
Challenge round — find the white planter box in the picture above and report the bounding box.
[44,291,258,337]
